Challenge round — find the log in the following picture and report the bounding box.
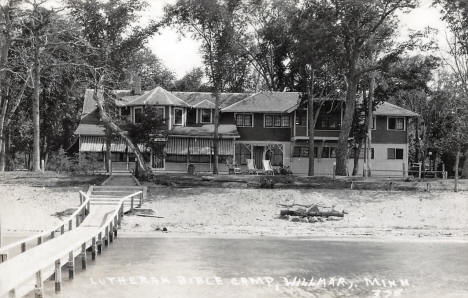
[280,209,345,218]
[135,214,164,218]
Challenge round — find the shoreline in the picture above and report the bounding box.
[3,230,467,244]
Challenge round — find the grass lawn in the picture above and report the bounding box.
[121,186,468,240]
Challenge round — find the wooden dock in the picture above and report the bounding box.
[0,174,146,298]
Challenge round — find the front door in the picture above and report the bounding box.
[152,144,165,169]
[253,146,264,170]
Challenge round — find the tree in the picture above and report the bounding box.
[435,0,468,179]
[173,67,205,91]
[330,0,418,176]
[376,55,440,164]
[66,0,163,177]
[166,0,245,174]
[239,0,297,91]
[127,106,167,148]
[124,47,175,91]
[289,0,341,176]
[0,0,32,171]
[428,74,468,190]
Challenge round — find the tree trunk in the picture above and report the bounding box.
[462,147,468,178]
[365,73,375,177]
[455,149,460,192]
[212,88,220,175]
[352,141,362,176]
[307,71,315,177]
[0,134,5,171]
[31,46,41,171]
[92,88,150,177]
[336,75,359,176]
[105,129,111,172]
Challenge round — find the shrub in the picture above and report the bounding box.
[259,176,274,188]
[46,148,72,173]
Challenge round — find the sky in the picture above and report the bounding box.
[145,0,448,79]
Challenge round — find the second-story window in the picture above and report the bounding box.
[174,108,183,125]
[388,117,405,130]
[201,109,212,123]
[134,107,143,123]
[265,115,290,127]
[235,113,253,127]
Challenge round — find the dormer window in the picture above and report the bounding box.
[201,109,212,123]
[174,108,183,125]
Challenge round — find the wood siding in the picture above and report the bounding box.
[372,116,408,144]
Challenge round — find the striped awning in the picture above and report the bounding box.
[80,136,145,153]
[165,137,234,155]
[110,138,127,152]
[80,136,104,152]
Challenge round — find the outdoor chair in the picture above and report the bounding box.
[226,160,242,175]
[246,159,259,175]
[262,160,275,175]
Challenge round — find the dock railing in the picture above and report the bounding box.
[0,191,91,263]
[0,190,143,298]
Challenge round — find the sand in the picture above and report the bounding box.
[1,178,467,240]
[119,186,468,240]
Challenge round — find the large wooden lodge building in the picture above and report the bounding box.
[75,86,418,176]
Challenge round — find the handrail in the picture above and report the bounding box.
[97,191,143,235]
[0,191,91,261]
[0,190,143,297]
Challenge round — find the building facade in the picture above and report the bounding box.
[75,87,418,176]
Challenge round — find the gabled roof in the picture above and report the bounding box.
[173,92,250,109]
[193,99,216,109]
[81,89,141,115]
[222,91,300,113]
[128,86,189,107]
[374,102,419,117]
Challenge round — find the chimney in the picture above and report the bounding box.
[130,72,142,95]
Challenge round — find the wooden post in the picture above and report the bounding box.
[21,242,26,253]
[97,232,102,254]
[108,160,112,174]
[442,163,446,179]
[402,163,406,178]
[1,253,8,263]
[109,222,114,243]
[50,231,55,239]
[104,227,109,247]
[69,219,73,231]
[130,196,134,212]
[332,162,336,181]
[114,218,118,238]
[81,243,87,270]
[86,200,90,215]
[455,150,460,192]
[76,214,80,227]
[140,192,143,207]
[61,225,65,235]
[92,237,97,261]
[8,289,15,298]
[34,270,43,298]
[68,251,75,279]
[418,162,422,179]
[79,192,83,204]
[40,159,45,173]
[37,236,42,245]
[55,259,62,293]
